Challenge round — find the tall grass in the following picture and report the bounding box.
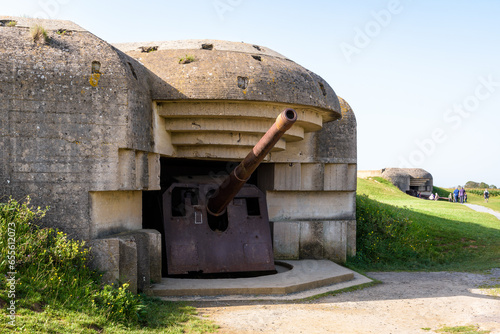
[30,24,49,44]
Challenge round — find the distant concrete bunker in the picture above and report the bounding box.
[358,168,433,197]
[0,17,357,290]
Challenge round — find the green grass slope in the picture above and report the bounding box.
[348,177,500,272]
[0,197,217,333]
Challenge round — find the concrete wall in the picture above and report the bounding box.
[357,170,383,178]
[0,18,159,239]
[261,97,357,263]
[1,18,357,271]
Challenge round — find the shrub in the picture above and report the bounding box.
[466,189,500,197]
[0,197,143,325]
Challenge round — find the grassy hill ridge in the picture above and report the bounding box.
[348,177,500,272]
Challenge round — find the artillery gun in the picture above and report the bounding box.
[162,109,297,275]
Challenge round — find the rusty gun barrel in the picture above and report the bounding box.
[206,108,297,216]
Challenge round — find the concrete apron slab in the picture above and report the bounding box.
[149,260,372,301]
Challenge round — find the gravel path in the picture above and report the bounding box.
[464,204,500,220]
[196,270,500,334]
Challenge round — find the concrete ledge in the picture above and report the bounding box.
[149,260,371,301]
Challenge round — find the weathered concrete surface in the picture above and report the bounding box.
[273,220,356,262]
[360,168,434,195]
[316,97,357,164]
[263,97,357,262]
[149,260,363,299]
[89,229,162,293]
[1,16,357,273]
[117,237,138,293]
[0,17,157,240]
[114,40,341,118]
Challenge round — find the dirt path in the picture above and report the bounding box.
[464,204,500,220]
[194,270,500,334]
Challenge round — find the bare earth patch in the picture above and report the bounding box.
[194,270,500,334]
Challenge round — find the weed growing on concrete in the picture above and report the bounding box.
[179,54,196,64]
[6,21,17,27]
[30,24,49,44]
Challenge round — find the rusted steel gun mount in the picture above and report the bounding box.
[162,108,297,275]
[207,108,298,216]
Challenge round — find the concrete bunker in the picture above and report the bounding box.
[358,168,433,197]
[1,17,357,293]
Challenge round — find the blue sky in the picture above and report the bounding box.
[3,0,500,187]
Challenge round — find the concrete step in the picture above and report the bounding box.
[148,260,372,301]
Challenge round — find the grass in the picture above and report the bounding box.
[30,24,49,44]
[464,192,500,212]
[179,54,196,64]
[437,187,500,212]
[6,21,17,27]
[347,177,500,272]
[436,324,490,333]
[0,197,217,333]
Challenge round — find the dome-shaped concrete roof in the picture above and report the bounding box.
[382,168,432,179]
[114,40,341,122]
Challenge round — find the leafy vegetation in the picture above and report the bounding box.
[466,189,500,197]
[0,197,217,333]
[348,177,500,272]
[465,181,497,189]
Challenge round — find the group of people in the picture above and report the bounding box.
[448,186,467,204]
[429,192,440,200]
[445,187,491,204]
[424,187,491,203]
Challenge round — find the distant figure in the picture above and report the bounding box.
[464,191,467,203]
[448,193,453,202]
[429,193,435,200]
[484,189,490,203]
[434,193,439,201]
[417,191,421,198]
[459,187,465,204]
[453,187,459,203]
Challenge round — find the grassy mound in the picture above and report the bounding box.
[348,178,500,272]
[0,197,217,333]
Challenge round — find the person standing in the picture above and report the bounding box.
[453,187,459,203]
[448,192,453,202]
[484,189,490,203]
[459,187,465,204]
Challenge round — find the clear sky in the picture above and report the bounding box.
[3,0,500,188]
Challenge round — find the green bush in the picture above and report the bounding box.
[466,189,500,197]
[0,197,218,333]
[0,197,143,325]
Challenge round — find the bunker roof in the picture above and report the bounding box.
[114,39,341,122]
[382,168,433,180]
